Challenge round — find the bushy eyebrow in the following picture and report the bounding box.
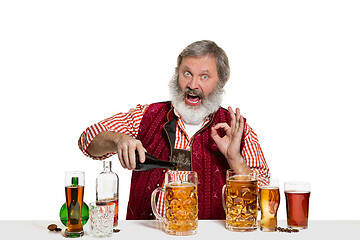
[182,66,211,74]
[182,66,191,71]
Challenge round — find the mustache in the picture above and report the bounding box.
[184,87,205,99]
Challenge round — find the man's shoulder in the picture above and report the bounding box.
[148,101,172,108]
[219,106,229,113]
[215,106,230,116]
[147,101,172,112]
[142,101,172,118]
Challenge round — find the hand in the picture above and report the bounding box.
[116,135,146,170]
[211,106,247,170]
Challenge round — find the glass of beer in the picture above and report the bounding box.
[222,170,258,232]
[151,171,198,236]
[64,171,85,238]
[284,181,311,230]
[259,178,280,232]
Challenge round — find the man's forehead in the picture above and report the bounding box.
[179,55,217,71]
[182,54,215,62]
[182,65,211,73]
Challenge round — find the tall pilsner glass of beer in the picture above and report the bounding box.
[284,181,311,230]
[64,171,85,238]
[222,170,258,232]
[151,171,198,236]
[259,178,280,232]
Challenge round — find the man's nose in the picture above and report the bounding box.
[187,76,200,90]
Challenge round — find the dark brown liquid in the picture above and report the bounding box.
[65,186,84,232]
[285,191,310,228]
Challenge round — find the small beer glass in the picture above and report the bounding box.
[259,178,280,232]
[64,171,85,238]
[151,171,198,236]
[222,170,258,232]
[284,181,311,230]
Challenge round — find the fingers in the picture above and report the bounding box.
[228,106,245,139]
[229,106,243,126]
[118,149,125,169]
[228,106,236,134]
[213,122,231,131]
[117,138,145,170]
[211,123,230,143]
[235,107,241,129]
[137,145,146,163]
[239,114,244,134]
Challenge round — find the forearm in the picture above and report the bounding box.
[228,155,251,174]
[86,131,126,157]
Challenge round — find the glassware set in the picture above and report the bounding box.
[220,170,311,232]
[61,160,119,238]
[60,164,310,237]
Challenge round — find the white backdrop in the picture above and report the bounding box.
[1,0,359,221]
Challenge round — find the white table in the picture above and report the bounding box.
[1,220,359,239]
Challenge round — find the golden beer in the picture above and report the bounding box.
[151,171,198,235]
[164,182,198,234]
[224,174,258,231]
[259,186,280,231]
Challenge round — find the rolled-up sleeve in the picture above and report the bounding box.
[78,104,149,160]
[241,123,270,187]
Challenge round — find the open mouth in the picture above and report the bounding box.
[185,93,201,106]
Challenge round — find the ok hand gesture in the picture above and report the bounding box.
[211,106,250,172]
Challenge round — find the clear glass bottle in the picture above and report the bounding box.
[96,160,119,226]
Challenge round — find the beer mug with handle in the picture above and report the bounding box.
[222,169,258,232]
[151,171,198,236]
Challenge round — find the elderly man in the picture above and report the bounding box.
[78,40,270,220]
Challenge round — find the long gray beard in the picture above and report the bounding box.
[169,75,224,125]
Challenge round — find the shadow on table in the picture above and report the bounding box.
[138,220,164,231]
[138,219,227,233]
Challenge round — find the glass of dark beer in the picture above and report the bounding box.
[64,171,85,238]
[284,181,310,230]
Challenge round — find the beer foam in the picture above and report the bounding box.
[260,185,279,190]
[285,191,311,194]
[229,175,254,181]
[166,182,196,188]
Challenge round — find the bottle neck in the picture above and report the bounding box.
[103,160,112,172]
[71,177,79,186]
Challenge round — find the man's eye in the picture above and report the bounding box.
[201,75,209,80]
[184,71,191,77]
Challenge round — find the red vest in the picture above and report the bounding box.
[126,101,233,220]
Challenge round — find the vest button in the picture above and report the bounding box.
[162,169,166,173]
[156,183,160,187]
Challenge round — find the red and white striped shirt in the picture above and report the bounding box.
[79,104,270,216]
